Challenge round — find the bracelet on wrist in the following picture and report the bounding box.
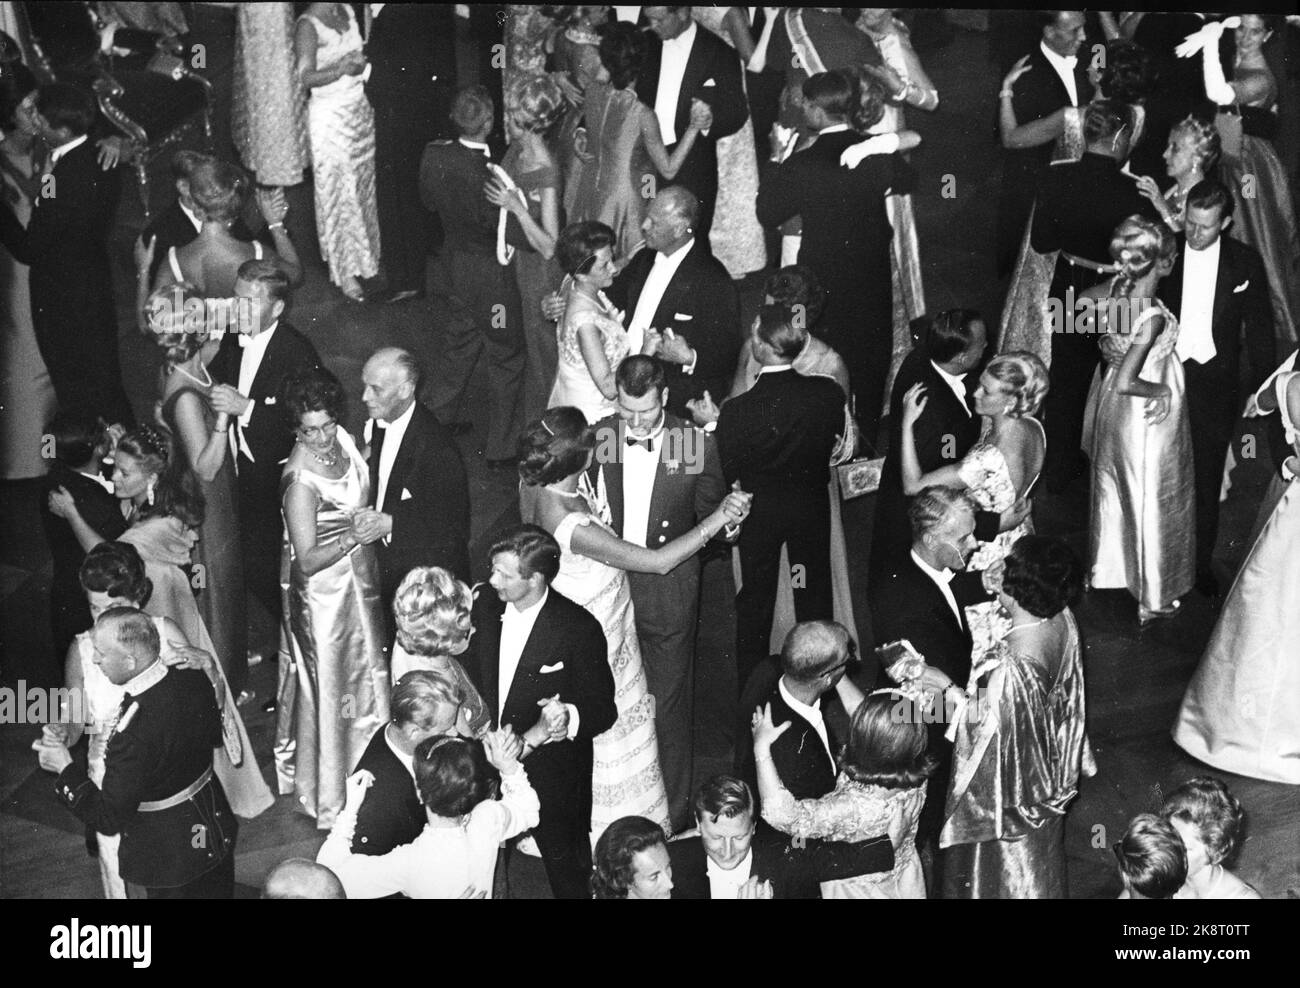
[999,89,1014,99]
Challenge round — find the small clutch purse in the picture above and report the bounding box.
[833,399,884,500]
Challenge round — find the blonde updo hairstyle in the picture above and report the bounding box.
[145,283,207,366]
[1109,215,1176,297]
[1170,114,1221,179]
[393,566,475,657]
[505,72,566,135]
[984,351,1049,418]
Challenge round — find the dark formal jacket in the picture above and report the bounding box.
[605,241,741,417]
[365,3,457,101]
[419,139,498,256]
[737,681,836,815]
[586,411,727,553]
[42,463,128,643]
[1002,42,1095,182]
[634,23,747,202]
[0,138,120,334]
[872,349,1000,576]
[869,552,992,687]
[1030,152,1158,283]
[715,368,844,497]
[367,402,471,591]
[668,830,820,900]
[55,665,236,888]
[349,726,425,858]
[207,320,322,481]
[464,588,616,825]
[1159,233,1276,410]
[756,128,910,322]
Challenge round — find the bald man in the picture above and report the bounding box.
[263,859,346,899]
[352,348,471,645]
[602,187,741,421]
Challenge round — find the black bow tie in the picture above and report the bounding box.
[626,436,654,452]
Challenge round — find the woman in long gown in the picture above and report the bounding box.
[752,690,932,899]
[49,541,235,898]
[938,536,1095,899]
[148,286,246,694]
[1083,217,1195,622]
[1172,369,1300,784]
[486,74,566,424]
[899,351,1048,651]
[276,369,390,829]
[517,407,751,839]
[566,21,709,266]
[45,427,273,820]
[549,221,658,424]
[691,7,768,279]
[998,42,1155,363]
[1184,14,1299,353]
[295,2,381,301]
[0,64,56,479]
[232,1,308,188]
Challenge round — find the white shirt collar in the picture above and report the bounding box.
[757,364,795,375]
[458,137,491,156]
[930,361,971,414]
[706,848,755,897]
[180,200,204,233]
[777,675,832,760]
[911,547,954,585]
[663,20,697,49]
[1040,39,1078,72]
[378,399,416,432]
[818,123,852,135]
[1187,237,1222,260]
[656,236,694,265]
[237,319,278,349]
[120,658,167,697]
[79,468,114,494]
[49,134,89,167]
[506,587,548,620]
[383,723,416,779]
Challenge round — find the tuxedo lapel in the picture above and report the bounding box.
[380,426,417,514]
[502,599,556,718]
[601,457,626,535]
[1210,243,1235,351]
[625,249,653,323]
[652,245,695,325]
[675,32,706,137]
[249,327,287,398]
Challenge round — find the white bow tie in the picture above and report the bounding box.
[936,568,955,584]
[1061,55,1078,70]
[237,334,251,348]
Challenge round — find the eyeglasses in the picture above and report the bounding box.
[297,420,338,439]
[822,641,858,678]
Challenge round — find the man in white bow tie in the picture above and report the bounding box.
[1151,179,1275,596]
[351,347,470,647]
[208,261,321,688]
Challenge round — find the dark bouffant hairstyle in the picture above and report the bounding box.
[597,20,646,91]
[78,541,153,606]
[115,426,205,528]
[36,82,96,136]
[46,412,103,468]
[590,816,668,899]
[1115,813,1187,899]
[842,691,937,789]
[556,220,616,276]
[0,60,36,130]
[1161,776,1247,868]
[763,264,826,331]
[1001,535,1084,618]
[1100,40,1156,105]
[282,366,347,429]
[413,735,499,818]
[517,406,595,486]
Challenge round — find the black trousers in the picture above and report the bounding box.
[1042,262,1108,490]
[735,491,833,692]
[236,460,285,662]
[531,776,594,900]
[821,284,893,446]
[33,308,134,427]
[1185,367,1236,578]
[369,88,452,293]
[146,851,235,899]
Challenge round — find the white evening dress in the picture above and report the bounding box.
[548,286,629,425]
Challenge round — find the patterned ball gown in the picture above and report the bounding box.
[232,2,308,187]
[298,5,381,289]
[1172,371,1300,784]
[521,479,672,841]
[548,284,629,426]
[275,427,391,829]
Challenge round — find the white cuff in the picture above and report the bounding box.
[564,703,580,740]
[683,348,698,375]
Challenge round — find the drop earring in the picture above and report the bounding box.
[146,478,156,506]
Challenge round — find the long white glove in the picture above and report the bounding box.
[1176,17,1241,106]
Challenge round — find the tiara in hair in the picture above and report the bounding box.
[129,424,171,460]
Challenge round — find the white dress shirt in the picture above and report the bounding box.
[627,237,694,361]
[706,848,755,899]
[1040,40,1079,107]
[654,21,698,145]
[458,137,491,157]
[498,589,549,720]
[79,468,114,495]
[49,134,89,168]
[231,320,279,462]
[1175,238,1220,365]
[777,676,833,763]
[930,362,970,414]
[911,549,962,626]
[621,421,666,547]
[372,399,415,512]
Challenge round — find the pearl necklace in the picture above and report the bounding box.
[1007,617,1048,634]
[303,440,341,469]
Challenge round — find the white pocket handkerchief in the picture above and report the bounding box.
[263,396,276,404]
[703,78,716,87]
[674,312,693,321]
[1233,281,1249,293]
[539,662,565,674]
[401,488,413,501]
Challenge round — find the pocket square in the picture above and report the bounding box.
[1233,281,1249,293]
[673,312,693,321]
[400,488,413,501]
[703,78,716,87]
[539,662,565,674]
[263,396,277,404]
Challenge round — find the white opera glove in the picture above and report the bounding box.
[1174,17,1239,60]
[840,132,901,169]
